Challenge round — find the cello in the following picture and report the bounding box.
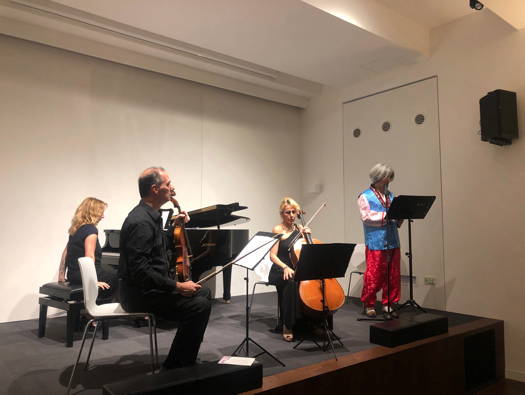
[289,203,346,316]
[170,196,192,282]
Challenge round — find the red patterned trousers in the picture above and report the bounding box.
[360,247,401,307]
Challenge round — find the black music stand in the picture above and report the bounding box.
[387,195,436,314]
[293,243,355,360]
[231,232,285,367]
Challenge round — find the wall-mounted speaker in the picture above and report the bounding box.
[479,89,519,146]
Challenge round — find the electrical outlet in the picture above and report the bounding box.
[424,276,436,286]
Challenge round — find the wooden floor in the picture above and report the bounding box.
[5,292,516,394]
[475,379,525,395]
[241,318,507,395]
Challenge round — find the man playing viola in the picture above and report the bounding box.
[119,166,211,369]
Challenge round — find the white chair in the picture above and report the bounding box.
[67,257,159,394]
[346,243,366,303]
[249,255,280,330]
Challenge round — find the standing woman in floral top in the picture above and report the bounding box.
[358,164,403,318]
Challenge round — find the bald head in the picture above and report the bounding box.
[138,166,165,198]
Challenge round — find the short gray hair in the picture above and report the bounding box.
[138,166,165,198]
[369,163,395,184]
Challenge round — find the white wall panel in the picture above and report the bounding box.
[0,34,300,322]
[343,77,445,309]
[300,11,525,382]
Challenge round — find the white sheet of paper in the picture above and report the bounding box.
[234,234,279,270]
[218,356,255,366]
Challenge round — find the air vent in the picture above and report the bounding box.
[415,114,425,125]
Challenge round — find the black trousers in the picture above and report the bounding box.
[120,282,212,368]
[268,268,302,329]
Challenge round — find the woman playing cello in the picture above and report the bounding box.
[268,197,310,342]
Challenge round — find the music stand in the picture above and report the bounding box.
[230,232,285,367]
[293,243,355,360]
[387,195,436,314]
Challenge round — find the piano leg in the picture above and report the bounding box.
[222,264,232,301]
[191,261,232,302]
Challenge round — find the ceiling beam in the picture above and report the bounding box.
[302,0,429,56]
[0,0,321,108]
[483,0,525,30]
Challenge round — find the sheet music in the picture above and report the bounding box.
[233,233,279,271]
[218,356,255,366]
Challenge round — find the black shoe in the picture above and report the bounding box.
[159,364,178,373]
[161,359,195,372]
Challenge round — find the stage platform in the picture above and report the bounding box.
[0,293,503,394]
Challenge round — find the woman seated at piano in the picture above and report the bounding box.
[269,197,310,342]
[58,197,117,300]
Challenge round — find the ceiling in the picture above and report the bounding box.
[1,0,523,107]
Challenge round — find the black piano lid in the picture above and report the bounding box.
[186,202,249,228]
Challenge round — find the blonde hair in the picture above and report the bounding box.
[68,197,107,235]
[279,197,301,214]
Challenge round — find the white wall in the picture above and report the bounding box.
[343,78,445,309]
[300,10,525,381]
[0,34,301,323]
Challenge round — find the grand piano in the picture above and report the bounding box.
[101,202,249,301]
[184,203,249,301]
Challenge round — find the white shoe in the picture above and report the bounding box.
[382,305,399,318]
[364,306,376,317]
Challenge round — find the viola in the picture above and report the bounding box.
[170,197,192,282]
[289,203,345,315]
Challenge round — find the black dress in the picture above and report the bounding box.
[65,224,118,300]
[268,230,302,329]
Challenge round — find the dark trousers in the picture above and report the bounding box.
[121,283,212,368]
[268,269,301,329]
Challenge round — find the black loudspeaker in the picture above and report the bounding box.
[103,362,263,395]
[479,89,519,146]
[369,313,448,347]
[464,329,496,390]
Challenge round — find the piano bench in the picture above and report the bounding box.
[38,282,109,347]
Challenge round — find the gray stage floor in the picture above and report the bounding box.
[0,293,478,394]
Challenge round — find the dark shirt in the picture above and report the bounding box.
[119,200,177,295]
[66,224,101,283]
[277,230,299,268]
